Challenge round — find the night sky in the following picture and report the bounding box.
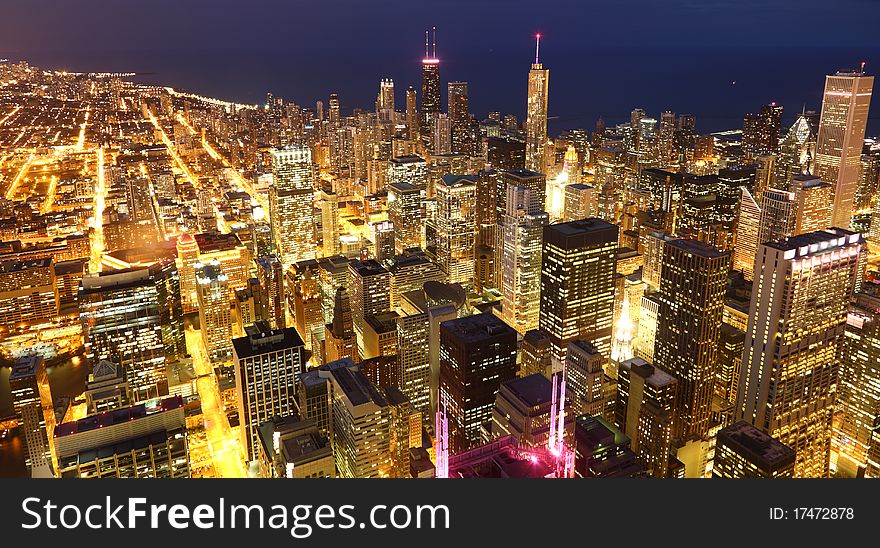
[2,0,879,133]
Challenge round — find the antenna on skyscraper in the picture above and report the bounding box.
[535,33,541,64]
[432,26,437,58]
[861,60,866,74]
[425,30,429,58]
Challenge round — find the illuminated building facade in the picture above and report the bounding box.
[10,355,55,476]
[387,182,423,253]
[348,259,391,360]
[433,175,477,286]
[737,229,862,477]
[539,219,618,370]
[79,259,184,402]
[525,35,549,173]
[566,340,607,418]
[256,416,335,479]
[270,146,316,269]
[713,421,795,478]
[175,234,200,314]
[813,70,873,228]
[563,183,598,221]
[0,257,57,329]
[420,29,441,152]
[195,260,233,364]
[233,321,307,462]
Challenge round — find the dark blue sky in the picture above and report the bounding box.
[1,0,879,133]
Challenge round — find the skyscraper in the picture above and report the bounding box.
[195,260,233,364]
[737,229,862,477]
[448,81,471,156]
[255,255,285,330]
[433,175,477,286]
[733,187,761,277]
[348,260,391,360]
[742,102,783,156]
[420,28,441,152]
[387,182,423,253]
[814,69,874,228]
[525,34,549,173]
[79,259,184,401]
[233,321,308,462]
[499,181,549,333]
[175,233,200,314]
[539,219,618,369]
[406,86,419,142]
[566,340,607,418]
[653,239,729,439]
[713,421,795,478]
[10,355,55,476]
[270,146,315,269]
[439,313,517,453]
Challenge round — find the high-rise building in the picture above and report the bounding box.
[563,183,598,221]
[653,239,729,438]
[439,313,517,453]
[270,146,315,269]
[539,219,618,369]
[491,373,571,448]
[79,259,184,401]
[387,155,428,192]
[0,258,57,330]
[388,249,445,308]
[758,188,796,245]
[814,70,874,228]
[319,189,340,256]
[330,362,394,478]
[525,35,549,173]
[348,260,391,360]
[792,174,833,235]
[324,287,357,364]
[499,182,549,333]
[566,340,607,418]
[175,234,200,314]
[377,78,395,121]
[616,357,678,478]
[406,86,419,142]
[433,175,477,286]
[420,28,441,151]
[448,81,471,156]
[195,260,233,364]
[10,355,55,476]
[733,188,761,277]
[742,103,783,156]
[387,182,423,253]
[833,295,880,477]
[54,396,189,478]
[574,414,646,478]
[233,321,308,462]
[713,421,795,478]
[256,416,335,479]
[255,255,285,330]
[370,220,396,262]
[737,229,862,477]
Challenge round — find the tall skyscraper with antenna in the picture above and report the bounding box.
[420,27,441,152]
[526,34,549,174]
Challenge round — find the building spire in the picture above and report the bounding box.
[432,26,437,59]
[425,30,429,58]
[534,33,541,65]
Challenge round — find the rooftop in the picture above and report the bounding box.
[718,420,796,466]
[54,396,184,438]
[500,373,552,407]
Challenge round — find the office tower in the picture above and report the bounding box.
[611,288,634,366]
[448,81,471,156]
[397,291,457,420]
[713,421,795,478]
[792,175,833,234]
[53,396,189,478]
[653,239,729,438]
[636,294,660,362]
[521,329,552,377]
[362,311,400,360]
[500,169,547,213]
[563,183,598,221]
[256,416,335,478]
[371,220,395,262]
[742,103,783,156]
[330,363,394,478]
[757,187,796,245]
[733,187,761,277]
[387,182,423,253]
[491,373,570,448]
[270,146,315,269]
[433,175,477,286]
[233,278,263,336]
[439,313,517,453]
[233,321,308,462]
[499,182,549,333]
[79,259,184,401]
[814,70,874,228]
[348,260,391,359]
[195,260,233,364]
[388,249,445,308]
[716,323,745,405]
[328,92,340,125]
[574,414,646,478]
[384,386,422,478]
[539,219,618,369]
[566,340,607,418]
[191,232,253,296]
[0,257,57,330]
[256,255,285,330]
[387,154,428,192]
[525,35,549,173]
[406,86,419,142]
[378,78,395,119]
[738,229,862,477]
[776,111,818,189]
[616,357,678,478]
[176,233,200,313]
[84,359,131,414]
[833,295,880,477]
[319,189,340,256]
[10,355,55,476]
[324,287,357,364]
[420,28,441,151]
[641,231,674,289]
[432,113,452,155]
